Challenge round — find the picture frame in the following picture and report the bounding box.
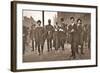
[11,1,98,72]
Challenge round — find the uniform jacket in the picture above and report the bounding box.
[76,23,84,44]
[45,24,54,40]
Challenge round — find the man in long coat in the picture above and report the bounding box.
[76,19,84,54]
[68,17,78,58]
[34,20,44,55]
[53,22,60,51]
[59,18,66,51]
[45,19,54,52]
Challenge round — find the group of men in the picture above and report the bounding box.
[23,17,90,59]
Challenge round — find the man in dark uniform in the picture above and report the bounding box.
[30,24,36,51]
[76,19,84,54]
[59,18,66,51]
[34,20,44,55]
[68,17,77,58]
[45,19,54,52]
[53,22,60,51]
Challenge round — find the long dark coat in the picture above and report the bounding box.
[76,24,83,45]
[34,27,44,46]
[45,24,54,40]
[68,23,77,44]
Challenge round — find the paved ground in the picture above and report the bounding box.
[23,41,90,62]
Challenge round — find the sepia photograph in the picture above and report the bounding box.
[11,1,97,72]
[23,10,91,62]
